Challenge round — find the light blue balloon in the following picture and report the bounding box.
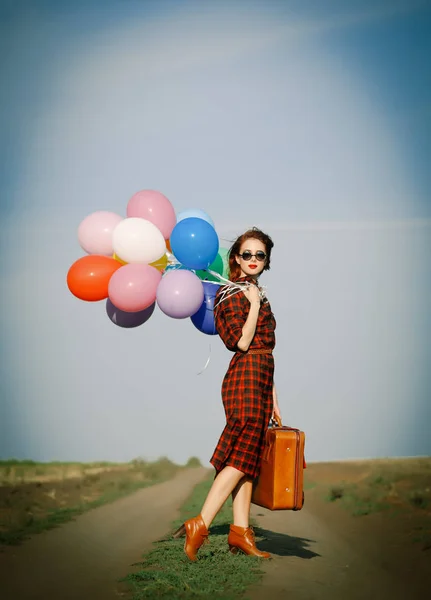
[177,209,215,228]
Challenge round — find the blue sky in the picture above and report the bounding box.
[1,0,431,224]
[1,0,430,464]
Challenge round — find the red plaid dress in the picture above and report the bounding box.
[209,275,276,479]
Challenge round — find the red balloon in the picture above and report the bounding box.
[67,255,122,302]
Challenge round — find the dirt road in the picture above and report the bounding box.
[0,467,209,600]
[247,485,430,600]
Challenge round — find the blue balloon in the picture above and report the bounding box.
[177,209,215,228]
[191,282,220,335]
[170,217,219,270]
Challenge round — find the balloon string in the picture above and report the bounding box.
[206,270,268,304]
[197,344,212,375]
[213,283,249,309]
[206,269,232,285]
[214,287,241,309]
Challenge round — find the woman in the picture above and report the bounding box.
[174,227,281,561]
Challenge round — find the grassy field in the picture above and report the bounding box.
[0,456,201,546]
[124,476,265,600]
[305,457,431,550]
[0,458,202,486]
[313,457,431,515]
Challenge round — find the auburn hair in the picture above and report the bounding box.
[228,227,274,280]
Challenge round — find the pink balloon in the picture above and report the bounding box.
[156,270,204,319]
[108,264,162,312]
[126,190,176,239]
[78,211,123,255]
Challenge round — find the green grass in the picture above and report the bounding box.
[123,477,265,599]
[407,490,430,510]
[324,469,431,517]
[303,480,317,491]
[325,479,391,516]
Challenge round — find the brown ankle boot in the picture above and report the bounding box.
[228,525,271,558]
[172,514,209,561]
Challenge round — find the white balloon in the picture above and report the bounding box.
[112,217,166,264]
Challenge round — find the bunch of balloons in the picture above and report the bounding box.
[66,190,230,334]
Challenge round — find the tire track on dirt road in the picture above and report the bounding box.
[0,467,210,600]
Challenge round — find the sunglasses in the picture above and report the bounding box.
[238,250,267,262]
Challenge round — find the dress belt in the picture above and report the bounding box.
[246,348,273,355]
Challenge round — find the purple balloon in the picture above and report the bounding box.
[191,282,220,335]
[106,299,155,328]
[156,270,204,319]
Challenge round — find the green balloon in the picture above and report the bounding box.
[219,247,230,279]
[196,247,230,282]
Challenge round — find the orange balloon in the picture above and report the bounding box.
[67,255,122,301]
[166,239,172,253]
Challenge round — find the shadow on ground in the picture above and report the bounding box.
[209,524,320,559]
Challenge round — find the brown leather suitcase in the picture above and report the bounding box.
[252,419,306,511]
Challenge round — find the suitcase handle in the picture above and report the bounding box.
[271,415,282,427]
[270,416,300,432]
[268,417,307,469]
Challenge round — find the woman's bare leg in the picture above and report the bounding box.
[200,466,244,528]
[231,477,253,528]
